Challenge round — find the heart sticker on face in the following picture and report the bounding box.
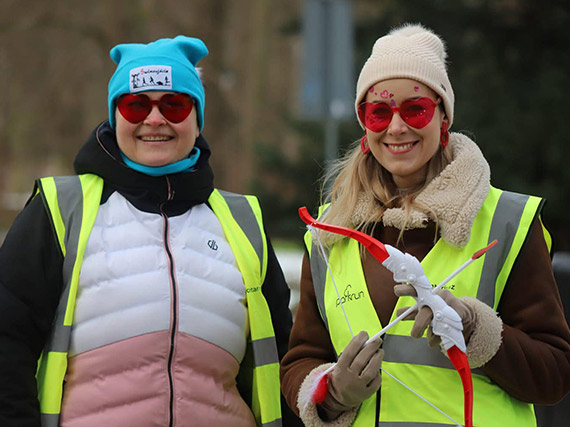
[380,90,389,98]
[369,86,375,93]
[414,86,419,92]
[389,93,394,98]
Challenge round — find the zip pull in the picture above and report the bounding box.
[165,176,175,201]
[159,176,175,211]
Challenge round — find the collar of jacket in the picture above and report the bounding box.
[354,133,491,248]
[73,121,215,216]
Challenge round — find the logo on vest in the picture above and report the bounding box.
[432,283,455,291]
[336,284,364,307]
[207,239,218,250]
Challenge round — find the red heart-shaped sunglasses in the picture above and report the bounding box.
[358,97,441,133]
[117,93,194,124]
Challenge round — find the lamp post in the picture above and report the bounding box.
[300,0,354,164]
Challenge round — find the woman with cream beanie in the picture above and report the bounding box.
[280,23,570,426]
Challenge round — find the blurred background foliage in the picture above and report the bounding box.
[1,0,569,251]
[257,0,570,250]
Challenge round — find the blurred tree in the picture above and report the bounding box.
[253,117,362,243]
[1,0,568,251]
[251,118,323,244]
[254,0,570,249]
[0,0,302,235]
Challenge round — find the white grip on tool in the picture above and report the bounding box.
[382,245,466,353]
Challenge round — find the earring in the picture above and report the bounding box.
[360,135,370,154]
[440,122,450,148]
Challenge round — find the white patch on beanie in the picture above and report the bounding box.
[129,65,172,92]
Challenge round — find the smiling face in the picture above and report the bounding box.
[363,79,448,189]
[115,91,200,167]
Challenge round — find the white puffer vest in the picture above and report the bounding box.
[60,192,256,427]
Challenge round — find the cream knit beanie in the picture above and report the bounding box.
[355,23,454,129]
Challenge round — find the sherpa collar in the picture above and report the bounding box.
[371,133,490,248]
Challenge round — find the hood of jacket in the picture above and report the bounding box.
[352,132,491,248]
[380,133,490,247]
[73,121,215,216]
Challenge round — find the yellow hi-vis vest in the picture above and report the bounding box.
[35,174,282,427]
[305,187,549,426]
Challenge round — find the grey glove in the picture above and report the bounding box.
[318,331,384,421]
[394,285,476,347]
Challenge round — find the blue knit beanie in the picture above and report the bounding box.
[108,35,208,131]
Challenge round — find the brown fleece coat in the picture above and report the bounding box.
[280,134,570,425]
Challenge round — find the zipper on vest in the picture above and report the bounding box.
[160,176,177,427]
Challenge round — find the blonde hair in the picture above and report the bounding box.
[317,140,452,247]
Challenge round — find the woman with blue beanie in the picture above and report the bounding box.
[0,36,299,427]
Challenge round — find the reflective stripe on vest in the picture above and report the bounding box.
[36,175,102,427]
[36,175,281,427]
[306,187,544,426]
[209,189,282,426]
